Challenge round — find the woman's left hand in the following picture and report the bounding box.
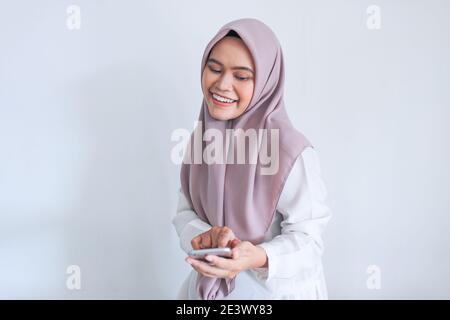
[185,239,268,279]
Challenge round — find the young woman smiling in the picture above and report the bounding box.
[172,18,332,300]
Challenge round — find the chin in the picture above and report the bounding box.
[210,109,232,121]
[205,104,229,120]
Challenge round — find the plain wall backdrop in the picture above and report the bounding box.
[1,0,449,299]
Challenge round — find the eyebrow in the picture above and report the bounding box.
[207,58,254,74]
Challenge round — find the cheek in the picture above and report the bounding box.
[202,71,216,90]
[237,83,254,103]
[201,72,211,96]
[201,74,207,94]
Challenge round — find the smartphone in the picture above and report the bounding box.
[188,247,233,260]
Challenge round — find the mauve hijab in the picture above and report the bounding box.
[180,18,312,300]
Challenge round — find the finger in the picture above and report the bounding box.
[213,227,232,248]
[189,261,218,278]
[211,233,217,248]
[230,238,241,248]
[200,233,212,249]
[232,248,239,259]
[189,263,216,278]
[188,258,230,278]
[191,236,202,250]
[210,226,222,248]
[205,254,238,271]
[217,230,234,248]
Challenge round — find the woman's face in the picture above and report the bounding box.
[202,36,255,121]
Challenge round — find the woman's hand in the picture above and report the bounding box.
[191,226,236,250]
[186,239,268,279]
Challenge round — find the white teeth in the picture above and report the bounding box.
[212,93,236,103]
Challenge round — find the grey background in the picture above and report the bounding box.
[1,0,449,299]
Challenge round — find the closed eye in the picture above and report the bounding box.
[208,66,250,81]
[208,66,221,73]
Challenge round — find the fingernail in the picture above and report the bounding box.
[185,258,192,264]
[205,255,212,262]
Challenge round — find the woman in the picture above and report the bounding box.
[172,18,332,300]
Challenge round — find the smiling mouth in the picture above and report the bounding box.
[210,91,239,106]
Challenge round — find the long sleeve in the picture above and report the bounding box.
[253,146,332,283]
[172,188,212,254]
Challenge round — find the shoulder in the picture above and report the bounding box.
[298,146,322,175]
[287,146,322,187]
[277,146,325,210]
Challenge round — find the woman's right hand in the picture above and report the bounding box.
[191,226,236,250]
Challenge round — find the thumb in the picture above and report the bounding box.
[230,238,241,247]
[230,238,241,259]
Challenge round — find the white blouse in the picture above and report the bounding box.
[172,146,332,300]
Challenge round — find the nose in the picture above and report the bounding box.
[214,72,233,92]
